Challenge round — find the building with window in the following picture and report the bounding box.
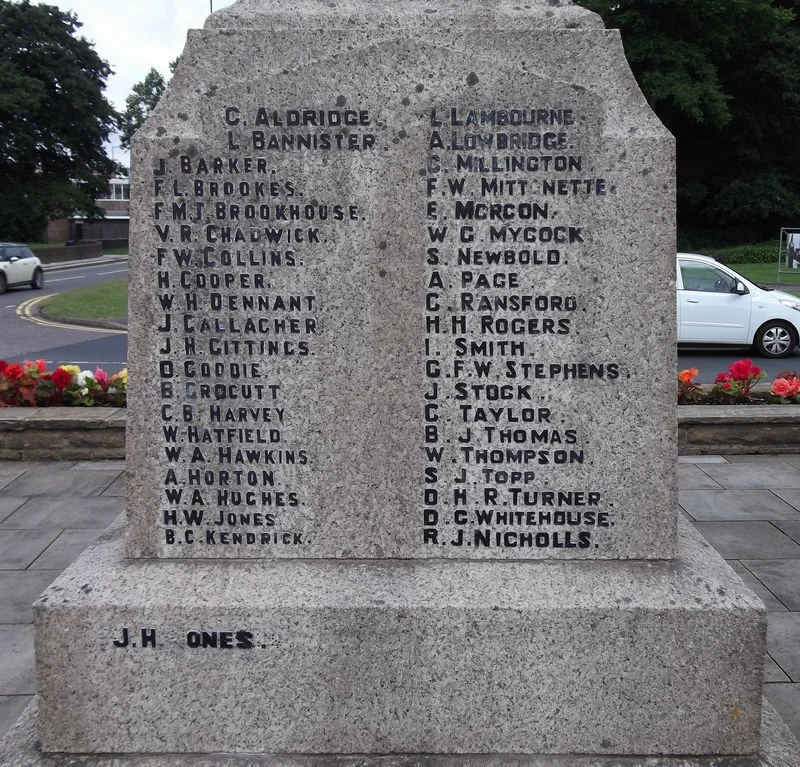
[45,177,130,246]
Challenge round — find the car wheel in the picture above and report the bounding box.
[754,320,798,358]
[0,272,6,295]
[31,268,44,290]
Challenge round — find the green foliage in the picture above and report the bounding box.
[118,68,167,150]
[582,0,800,243]
[703,241,781,263]
[0,0,118,241]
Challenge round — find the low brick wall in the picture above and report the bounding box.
[34,241,103,264]
[2,407,800,459]
[0,408,126,460]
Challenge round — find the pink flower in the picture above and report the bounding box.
[94,368,110,388]
[771,378,794,398]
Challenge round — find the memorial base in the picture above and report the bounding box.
[29,518,768,759]
[3,699,800,767]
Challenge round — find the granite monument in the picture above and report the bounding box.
[2,1,795,764]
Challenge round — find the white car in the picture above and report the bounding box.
[0,243,44,294]
[677,252,800,358]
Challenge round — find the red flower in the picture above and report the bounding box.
[3,363,23,381]
[729,359,760,381]
[715,372,732,384]
[0,360,7,375]
[50,368,72,390]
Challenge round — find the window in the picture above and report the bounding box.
[101,181,130,201]
[679,263,736,293]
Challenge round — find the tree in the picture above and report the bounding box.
[583,0,800,243]
[118,69,166,150]
[118,58,179,149]
[0,0,118,242]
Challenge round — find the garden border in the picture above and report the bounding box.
[2,407,800,459]
[0,408,126,460]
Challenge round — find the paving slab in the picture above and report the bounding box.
[0,498,122,530]
[677,455,729,464]
[691,521,800,559]
[742,559,800,612]
[677,465,723,490]
[764,683,800,744]
[0,572,63,624]
[729,560,789,612]
[0,696,30,741]
[0,470,121,498]
[696,462,800,489]
[0,531,61,570]
[0,499,26,525]
[679,489,800,522]
[766,612,800,681]
[29,530,105,571]
[774,520,800,544]
[771,489,800,512]
[764,655,791,683]
[0,468,24,492]
[70,461,126,472]
[0,625,34,695]
[100,473,125,497]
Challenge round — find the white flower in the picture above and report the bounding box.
[76,370,95,387]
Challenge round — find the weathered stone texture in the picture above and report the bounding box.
[126,0,676,561]
[34,517,764,756]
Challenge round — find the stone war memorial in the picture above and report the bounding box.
[2,0,800,764]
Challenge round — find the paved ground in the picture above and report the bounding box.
[0,456,798,745]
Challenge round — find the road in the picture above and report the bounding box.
[0,258,128,374]
[2,259,798,385]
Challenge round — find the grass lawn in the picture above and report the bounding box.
[725,261,800,288]
[40,278,128,323]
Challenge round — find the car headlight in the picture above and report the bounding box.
[779,299,800,312]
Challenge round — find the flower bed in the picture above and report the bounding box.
[679,359,800,405]
[0,360,127,407]
[0,357,797,411]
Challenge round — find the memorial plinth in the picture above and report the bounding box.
[34,516,766,757]
[14,0,781,763]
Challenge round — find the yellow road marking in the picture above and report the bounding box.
[16,295,127,335]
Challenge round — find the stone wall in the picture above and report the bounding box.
[0,409,126,460]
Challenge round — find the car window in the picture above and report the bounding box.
[19,247,35,259]
[679,262,737,293]
[3,247,21,260]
